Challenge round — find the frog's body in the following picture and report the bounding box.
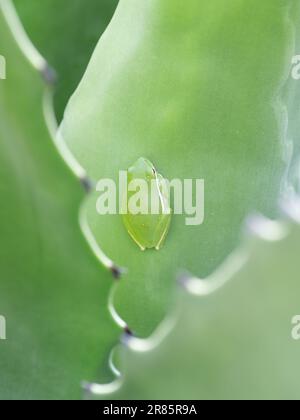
[122,158,172,251]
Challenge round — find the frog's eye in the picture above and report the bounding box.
[122,158,172,251]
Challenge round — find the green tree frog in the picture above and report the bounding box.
[122,158,172,251]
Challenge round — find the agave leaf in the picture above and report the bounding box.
[13,0,119,120]
[0,0,120,399]
[92,216,300,400]
[61,0,297,337]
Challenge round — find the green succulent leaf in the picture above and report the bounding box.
[94,218,300,400]
[61,0,296,336]
[13,0,119,121]
[0,0,120,399]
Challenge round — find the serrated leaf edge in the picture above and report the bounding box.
[4,0,299,398]
[0,0,127,392]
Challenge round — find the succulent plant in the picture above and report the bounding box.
[13,0,118,121]
[0,0,120,399]
[0,0,300,400]
[90,217,300,400]
[60,0,297,337]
